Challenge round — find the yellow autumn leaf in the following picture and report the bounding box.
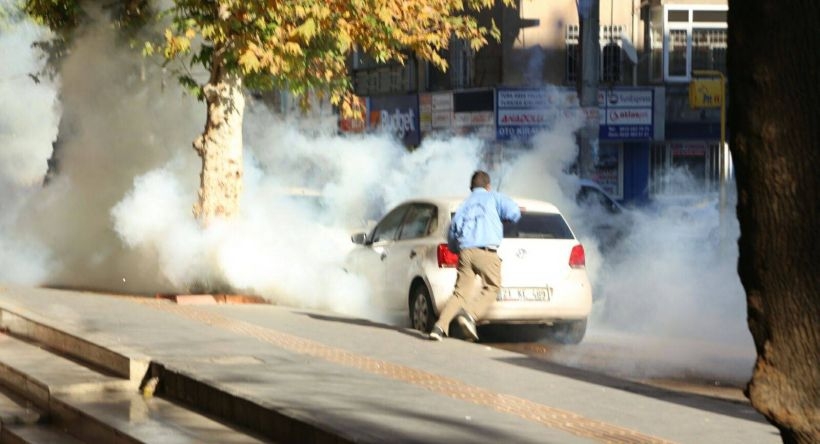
[238,51,261,72]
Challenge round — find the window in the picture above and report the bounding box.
[503,213,574,240]
[371,205,410,243]
[668,29,688,77]
[399,205,437,240]
[650,142,727,196]
[692,28,727,73]
[450,37,474,89]
[661,6,728,82]
[601,25,624,83]
[649,8,664,82]
[565,24,625,84]
[565,25,580,83]
[577,186,622,215]
[602,42,622,83]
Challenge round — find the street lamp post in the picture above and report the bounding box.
[577,0,600,179]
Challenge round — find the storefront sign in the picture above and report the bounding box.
[689,78,723,108]
[452,89,494,138]
[496,88,577,141]
[599,89,654,140]
[419,92,453,133]
[369,94,421,146]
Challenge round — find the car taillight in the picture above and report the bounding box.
[437,244,459,268]
[569,244,585,268]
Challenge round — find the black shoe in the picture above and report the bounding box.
[456,313,479,342]
[428,325,445,341]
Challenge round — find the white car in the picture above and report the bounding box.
[345,196,592,343]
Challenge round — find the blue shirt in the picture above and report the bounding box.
[448,188,521,252]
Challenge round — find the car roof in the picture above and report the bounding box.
[398,196,563,214]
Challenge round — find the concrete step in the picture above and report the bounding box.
[0,334,267,443]
[0,387,41,427]
[0,387,83,444]
[0,307,149,385]
[51,391,268,444]
[2,422,86,444]
[1,302,351,443]
[0,333,136,406]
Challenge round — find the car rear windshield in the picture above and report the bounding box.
[503,212,574,239]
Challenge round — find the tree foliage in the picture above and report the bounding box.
[23,0,510,224]
[154,0,506,114]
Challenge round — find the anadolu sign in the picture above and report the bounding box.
[495,88,578,141]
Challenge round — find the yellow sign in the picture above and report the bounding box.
[689,78,723,108]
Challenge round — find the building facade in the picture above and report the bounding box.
[344,0,728,205]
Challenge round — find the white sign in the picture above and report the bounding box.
[498,90,550,108]
[605,108,652,125]
[453,111,494,127]
[498,109,558,126]
[432,93,453,111]
[432,110,453,129]
[604,90,653,108]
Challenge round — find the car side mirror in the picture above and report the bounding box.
[351,232,368,245]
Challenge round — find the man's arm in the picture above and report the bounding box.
[447,214,461,253]
[497,194,521,223]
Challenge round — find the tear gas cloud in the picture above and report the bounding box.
[0,9,58,284]
[1,11,752,382]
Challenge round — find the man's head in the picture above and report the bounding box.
[470,170,491,191]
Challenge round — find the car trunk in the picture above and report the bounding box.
[499,211,577,287]
[498,238,577,286]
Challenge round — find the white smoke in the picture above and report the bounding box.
[1,4,753,384]
[0,6,59,284]
[553,174,753,384]
[110,101,490,321]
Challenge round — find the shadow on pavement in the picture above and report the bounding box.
[493,355,769,425]
[298,312,426,340]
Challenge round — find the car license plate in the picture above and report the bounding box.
[498,287,552,302]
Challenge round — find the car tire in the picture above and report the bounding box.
[552,318,587,345]
[410,284,436,333]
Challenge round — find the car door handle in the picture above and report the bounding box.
[409,251,417,259]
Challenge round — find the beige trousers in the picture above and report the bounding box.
[434,248,501,335]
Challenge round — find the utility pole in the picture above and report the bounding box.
[577,0,600,179]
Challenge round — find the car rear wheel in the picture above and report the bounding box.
[410,284,436,333]
[551,318,587,345]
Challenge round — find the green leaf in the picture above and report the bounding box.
[296,18,316,41]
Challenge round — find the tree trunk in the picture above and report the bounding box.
[728,2,820,443]
[193,47,245,224]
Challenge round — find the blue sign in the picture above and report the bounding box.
[368,95,420,147]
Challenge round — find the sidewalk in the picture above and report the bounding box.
[0,285,779,443]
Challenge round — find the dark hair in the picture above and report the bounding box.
[470,170,490,190]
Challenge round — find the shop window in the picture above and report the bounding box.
[651,142,710,195]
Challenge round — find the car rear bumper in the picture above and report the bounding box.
[430,272,592,324]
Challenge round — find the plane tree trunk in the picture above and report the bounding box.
[192,44,245,224]
[728,2,820,443]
